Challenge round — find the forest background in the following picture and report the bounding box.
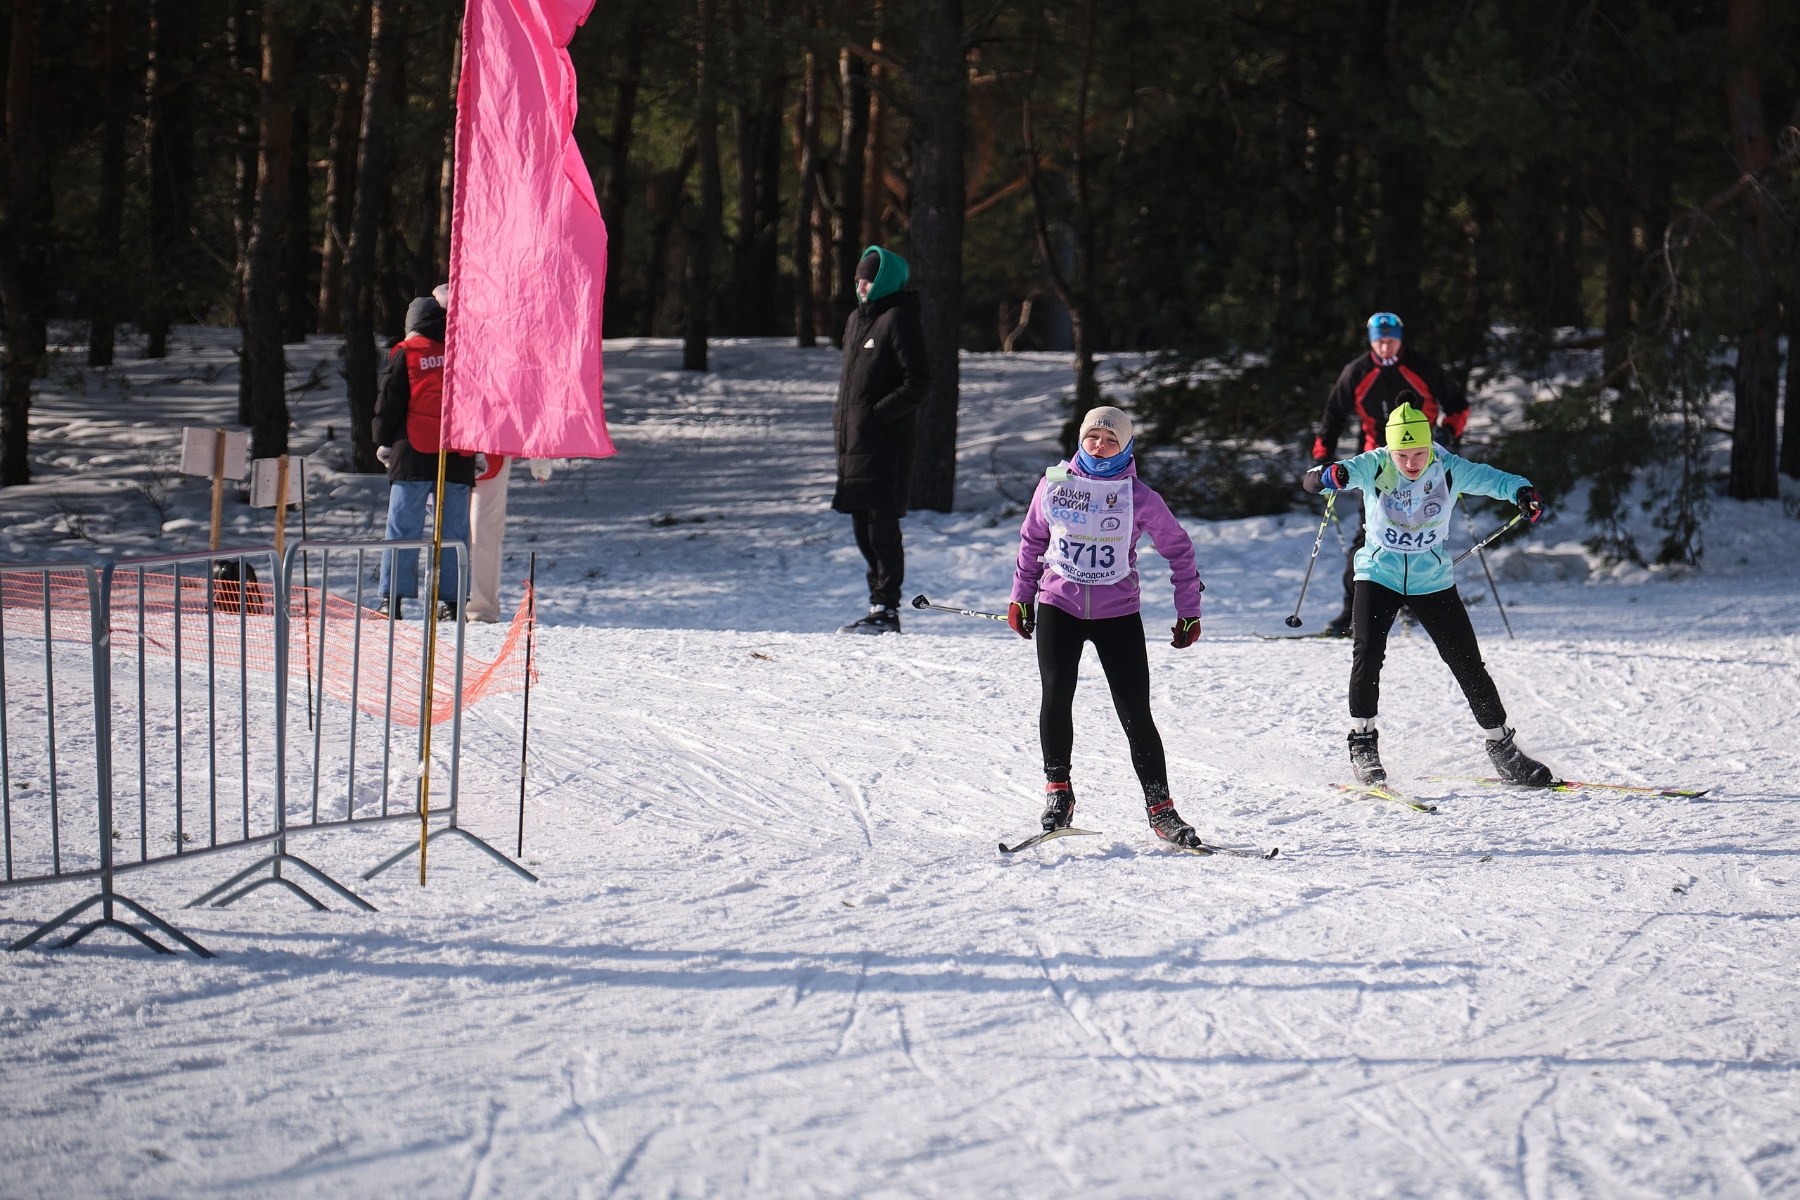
[1,0,1797,565]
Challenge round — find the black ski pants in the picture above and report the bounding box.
[1035,604,1168,794]
[1350,580,1506,728]
[850,510,904,609]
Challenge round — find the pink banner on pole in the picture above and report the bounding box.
[442,0,614,459]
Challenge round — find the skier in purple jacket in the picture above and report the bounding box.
[1008,406,1208,849]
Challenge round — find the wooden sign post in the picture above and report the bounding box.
[178,428,249,550]
[249,455,302,557]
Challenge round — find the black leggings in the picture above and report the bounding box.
[1035,605,1167,792]
[1350,580,1506,728]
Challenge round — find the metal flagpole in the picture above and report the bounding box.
[418,449,450,885]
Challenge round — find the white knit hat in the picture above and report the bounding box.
[1078,405,1134,447]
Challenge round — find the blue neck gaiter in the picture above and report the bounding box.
[1075,439,1134,478]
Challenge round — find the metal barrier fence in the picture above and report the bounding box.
[4,538,534,958]
[1,561,210,955]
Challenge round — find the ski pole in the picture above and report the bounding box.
[517,552,537,859]
[1461,508,1514,640]
[910,594,1009,622]
[1453,513,1525,566]
[1283,492,1336,628]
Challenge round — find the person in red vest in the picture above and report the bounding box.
[1311,312,1469,635]
[373,294,477,620]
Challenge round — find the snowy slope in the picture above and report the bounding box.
[2,331,1799,1198]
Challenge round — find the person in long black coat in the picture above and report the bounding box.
[833,246,930,634]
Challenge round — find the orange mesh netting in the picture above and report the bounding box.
[0,567,536,727]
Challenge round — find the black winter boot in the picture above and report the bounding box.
[838,605,900,635]
[1348,729,1385,785]
[1486,728,1555,787]
[1145,790,1203,849]
[1040,781,1075,831]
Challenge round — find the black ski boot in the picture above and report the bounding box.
[1486,728,1555,787]
[1040,781,1075,831]
[1322,608,1353,638]
[1348,728,1385,785]
[1145,790,1203,849]
[838,605,900,635]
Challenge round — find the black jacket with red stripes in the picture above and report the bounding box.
[1312,346,1468,462]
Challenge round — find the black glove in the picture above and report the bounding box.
[1516,486,1545,524]
[1170,615,1201,649]
[1008,601,1035,640]
[1435,425,1461,453]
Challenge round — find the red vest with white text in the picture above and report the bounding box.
[398,336,447,452]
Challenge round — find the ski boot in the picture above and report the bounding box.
[1145,790,1203,850]
[838,605,900,635]
[1486,728,1555,787]
[1322,608,1353,638]
[1040,781,1075,832]
[1347,728,1385,785]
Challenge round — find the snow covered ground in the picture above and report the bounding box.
[3,329,1799,1197]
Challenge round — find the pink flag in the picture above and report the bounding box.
[442,0,614,459]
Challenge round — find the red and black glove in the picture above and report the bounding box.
[1515,486,1546,524]
[1008,601,1035,640]
[1170,615,1201,649]
[1304,463,1348,494]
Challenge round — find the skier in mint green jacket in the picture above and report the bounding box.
[1302,401,1557,789]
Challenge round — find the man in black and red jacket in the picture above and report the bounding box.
[372,294,478,620]
[1311,312,1469,635]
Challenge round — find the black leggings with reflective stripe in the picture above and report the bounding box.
[1035,604,1167,793]
[1350,580,1506,728]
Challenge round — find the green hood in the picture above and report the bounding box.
[858,245,909,305]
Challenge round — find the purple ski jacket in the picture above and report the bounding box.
[1011,459,1203,622]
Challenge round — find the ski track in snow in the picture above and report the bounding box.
[2,332,1799,1196]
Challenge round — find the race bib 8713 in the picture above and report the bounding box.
[1043,474,1133,586]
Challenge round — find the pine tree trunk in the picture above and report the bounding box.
[374,37,410,342]
[643,143,696,337]
[720,0,783,337]
[1724,0,1778,500]
[434,14,461,282]
[342,0,400,473]
[791,36,820,348]
[243,9,296,460]
[1601,180,1635,385]
[833,49,868,331]
[89,0,130,367]
[230,0,260,421]
[683,0,721,372]
[860,10,886,253]
[315,0,368,338]
[283,78,313,344]
[145,0,197,359]
[1781,291,1800,478]
[0,0,48,487]
[905,0,966,514]
[600,31,642,340]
